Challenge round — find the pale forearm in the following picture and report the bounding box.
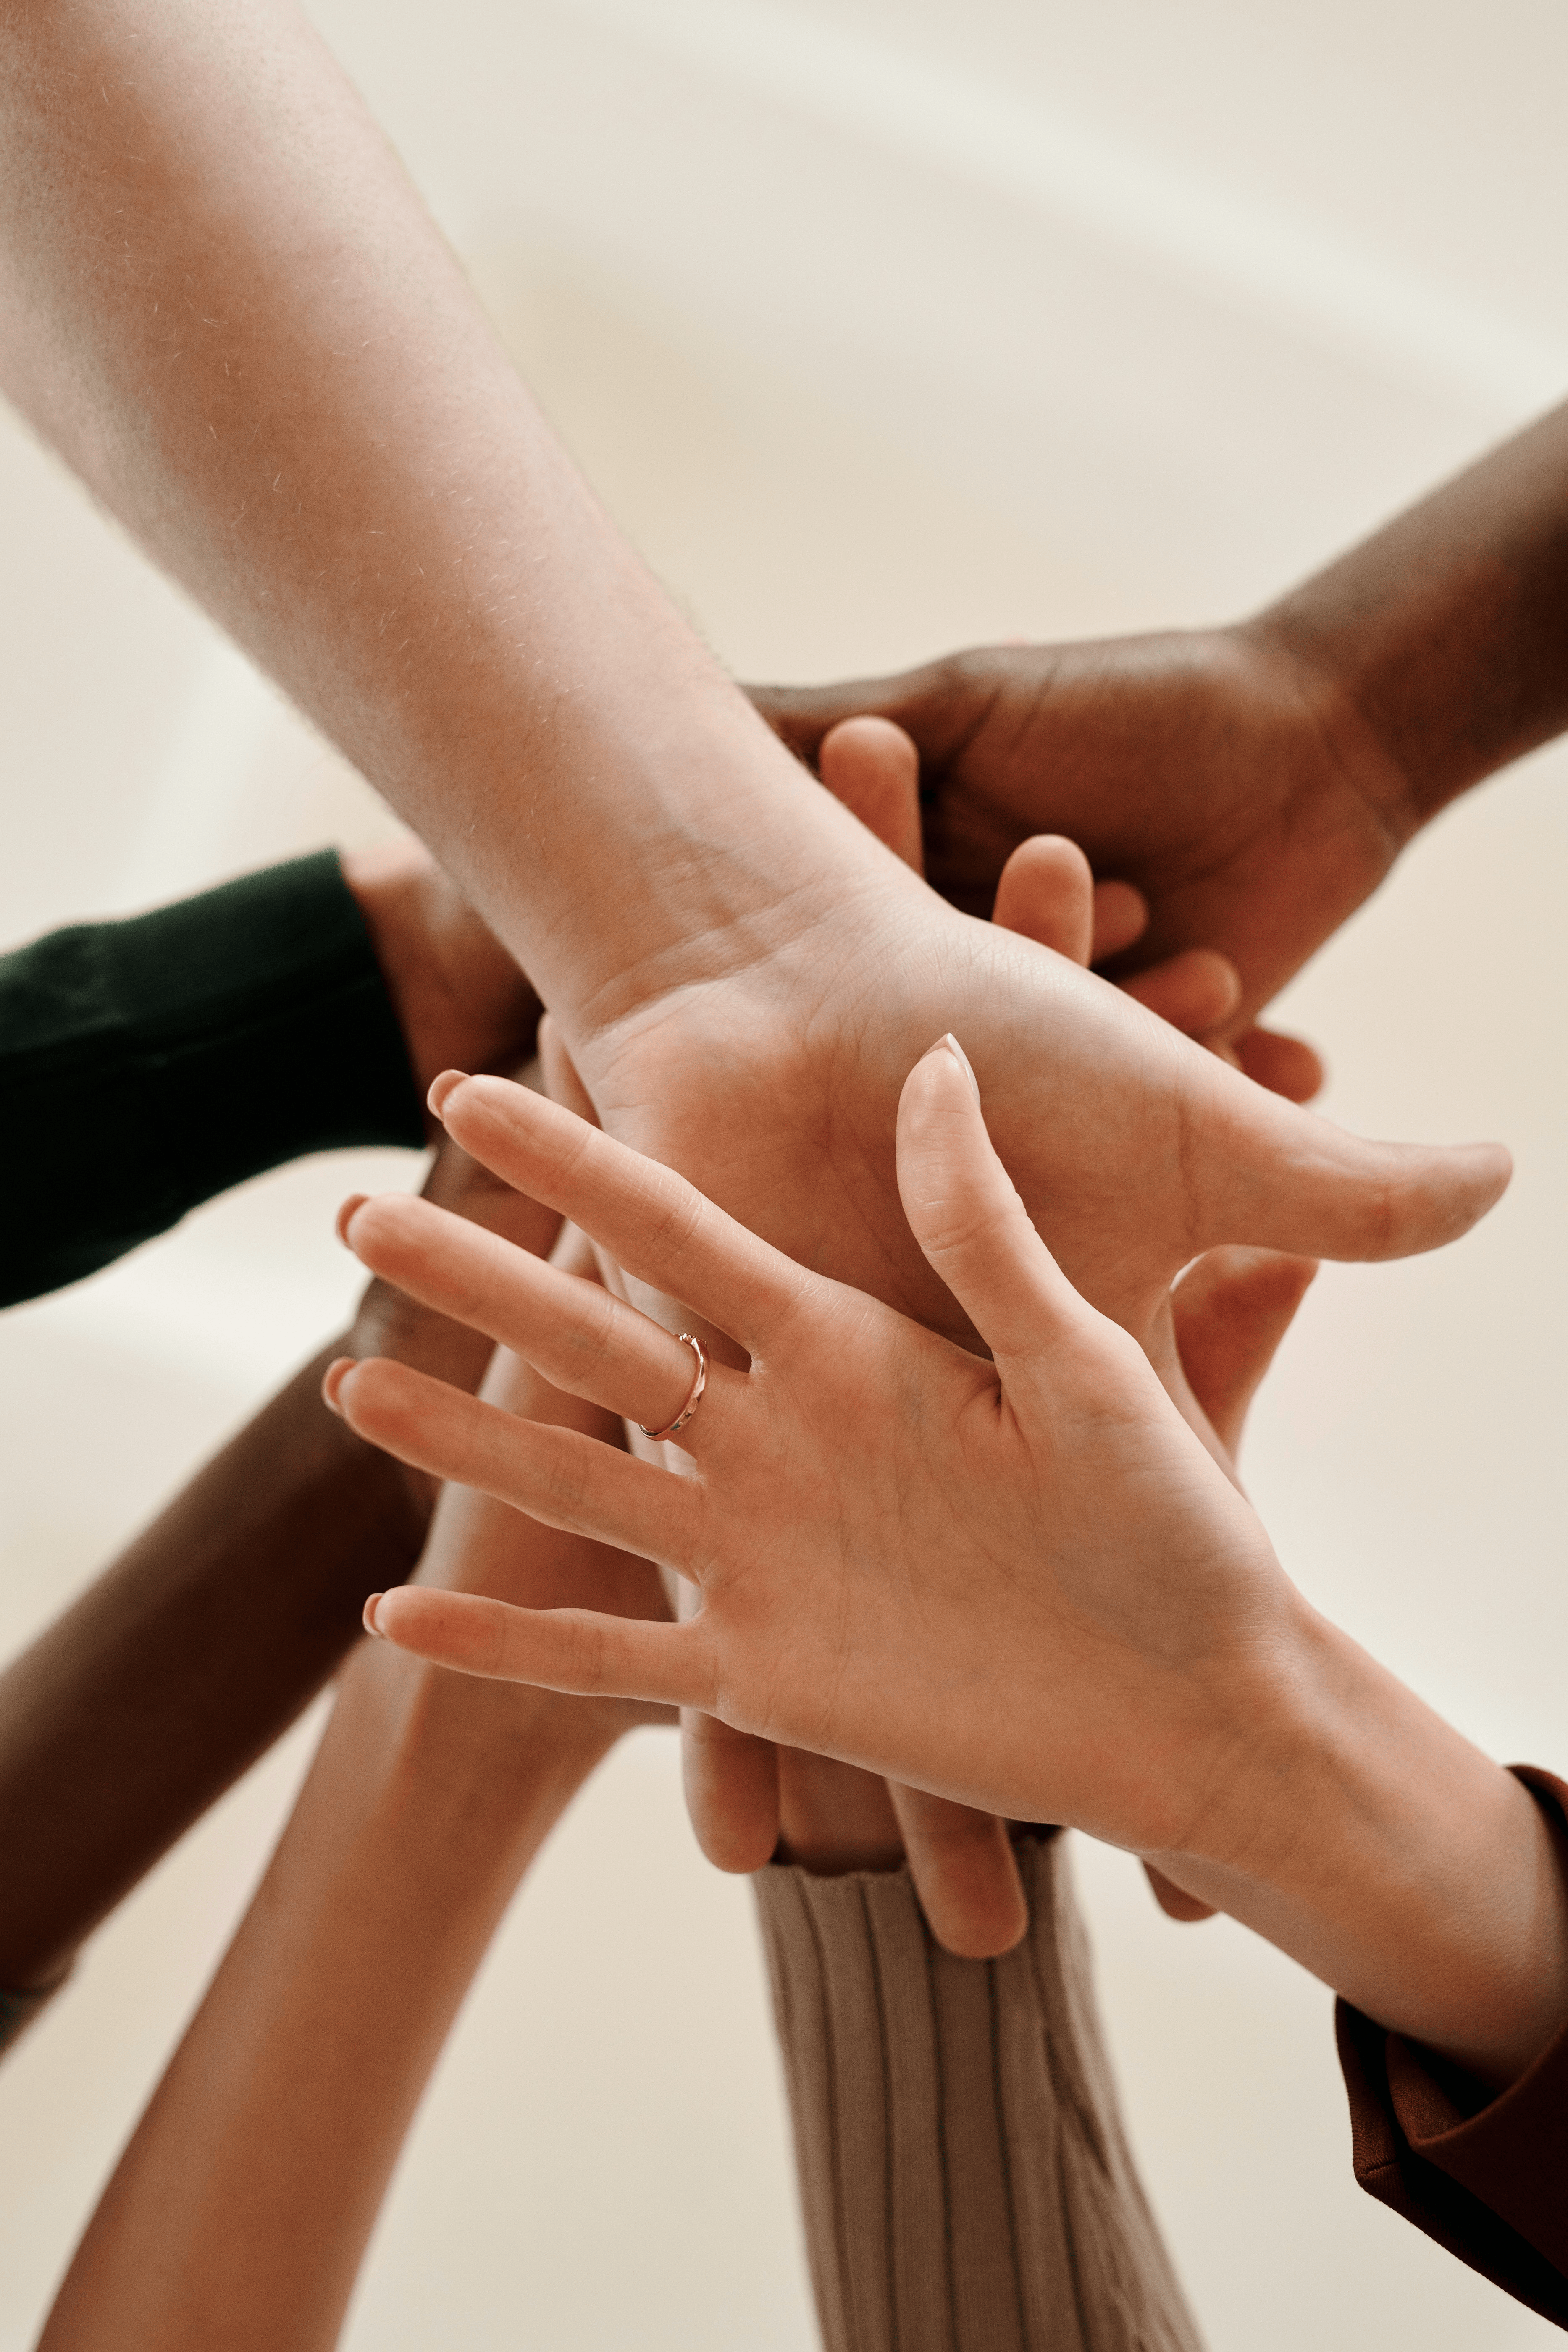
[38,1647,613,2352]
[0,0,861,1029]
[1155,1614,1568,2088]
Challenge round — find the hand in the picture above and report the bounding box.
[742,718,1319,1952]
[328,1062,1296,1855]
[329,1068,1568,2088]
[815,711,1322,1097]
[749,624,1412,1034]
[341,840,541,1131]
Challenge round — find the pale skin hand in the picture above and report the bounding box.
[329,1067,1568,2090]
[37,1250,670,2352]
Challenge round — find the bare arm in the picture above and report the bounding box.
[751,398,1568,1015]
[36,1328,667,2352]
[0,1132,555,2011]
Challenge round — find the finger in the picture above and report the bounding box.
[818,716,924,874]
[341,1191,726,1446]
[1122,948,1242,1036]
[991,834,1094,964]
[1234,1026,1325,1104]
[1142,1861,1219,1923]
[683,1710,780,1873]
[1194,1058,1511,1262]
[366,1585,705,1709]
[896,1036,1089,1370]
[1089,879,1148,963]
[776,1750,904,1869]
[427,1074,810,1351]
[328,1356,703,1566]
[746,673,919,768]
[887,1785,1027,1957]
[1171,1247,1318,1458]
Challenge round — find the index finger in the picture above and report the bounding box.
[430,1073,811,1353]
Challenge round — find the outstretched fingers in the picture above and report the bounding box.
[429,1074,810,1352]
[366,1585,708,1710]
[340,1191,726,1446]
[326,1355,703,1569]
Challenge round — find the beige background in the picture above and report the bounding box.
[3,1,1568,2344]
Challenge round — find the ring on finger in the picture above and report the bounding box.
[639,1332,707,1444]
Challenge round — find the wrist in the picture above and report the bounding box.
[1154,1610,1568,2085]
[1233,611,1424,853]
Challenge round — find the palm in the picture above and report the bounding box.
[695,1297,1269,1849]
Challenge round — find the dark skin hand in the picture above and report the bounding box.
[749,397,1568,1033]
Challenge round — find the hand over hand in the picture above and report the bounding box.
[726,716,1319,1945]
[329,1059,1312,1871]
[750,624,1412,1032]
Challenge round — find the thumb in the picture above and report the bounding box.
[896,1035,1089,1371]
[1193,1056,1511,1264]
[1171,1248,1318,1459]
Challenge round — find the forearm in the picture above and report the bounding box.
[755,1831,1202,2352]
[0,0,866,1033]
[0,1139,557,2004]
[1156,1612,1568,2089]
[0,1338,435,1999]
[1251,399,1568,830]
[37,1647,614,2352]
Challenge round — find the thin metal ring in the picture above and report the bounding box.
[638,1332,707,1443]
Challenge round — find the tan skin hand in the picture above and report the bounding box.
[735,718,1318,1950]
[330,1069,1567,2091]
[341,841,541,1132]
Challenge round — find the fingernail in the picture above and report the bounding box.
[925,1032,981,1106]
[335,1194,369,1247]
[322,1357,355,1415]
[362,1593,385,1638]
[428,1069,470,1120]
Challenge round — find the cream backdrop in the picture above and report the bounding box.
[1,2,1566,2345]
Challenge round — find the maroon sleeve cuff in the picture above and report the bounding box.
[1337,1767,1568,2330]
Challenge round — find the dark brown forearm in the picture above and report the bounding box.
[0,1341,440,1995]
[1255,398,1568,828]
[0,1128,557,2006]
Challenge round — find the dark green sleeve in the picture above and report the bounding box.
[0,850,425,1308]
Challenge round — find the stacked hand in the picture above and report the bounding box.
[692,712,1318,1944]
[329,1060,1311,1865]
[749,622,1411,1045]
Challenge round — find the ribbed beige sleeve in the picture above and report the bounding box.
[752,1830,1202,2352]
